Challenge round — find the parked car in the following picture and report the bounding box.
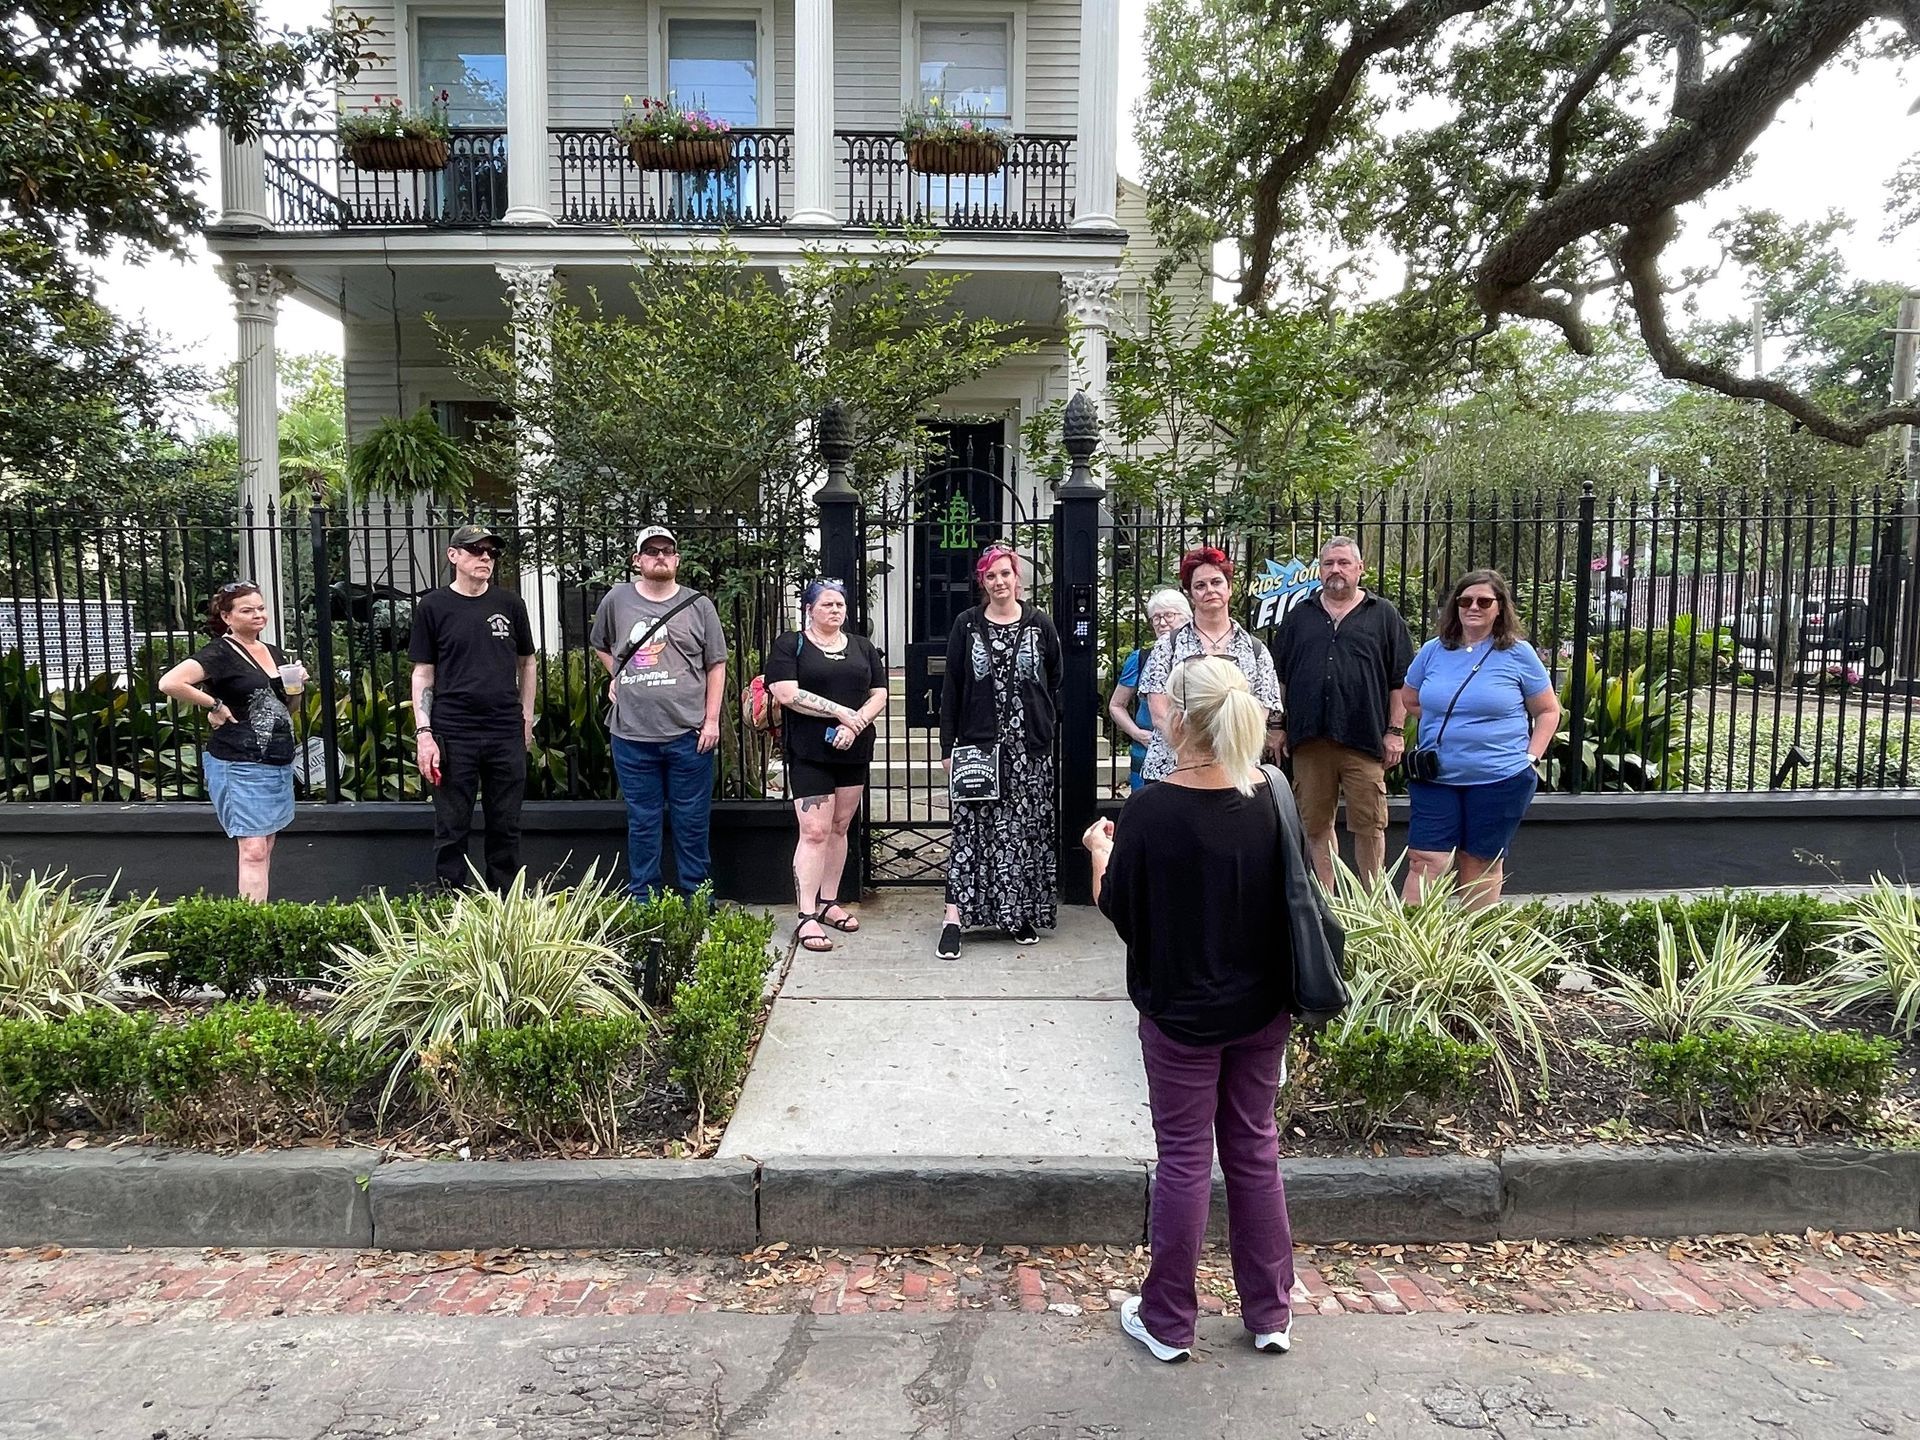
[1725,593,1888,683]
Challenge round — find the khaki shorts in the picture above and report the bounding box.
[1291,739,1389,836]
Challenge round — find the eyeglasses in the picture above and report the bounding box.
[458,544,502,559]
[1457,595,1498,610]
[214,581,256,596]
[640,544,678,557]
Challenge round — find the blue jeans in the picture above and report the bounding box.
[611,732,715,898]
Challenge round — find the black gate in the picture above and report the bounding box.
[865,423,1052,884]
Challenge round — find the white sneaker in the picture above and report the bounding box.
[1252,1317,1292,1354]
[1119,1296,1190,1364]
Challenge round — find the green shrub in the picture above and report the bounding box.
[630,884,717,998]
[1820,877,1920,1036]
[438,1014,654,1148]
[0,869,168,1019]
[1597,915,1825,1042]
[130,896,374,999]
[664,927,775,1127]
[1634,1026,1898,1132]
[326,865,646,1110]
[0,1011,154,1134]
[1308,1026,1491,1137]
[144,1002,385,1143]
[1560,891,1844,985]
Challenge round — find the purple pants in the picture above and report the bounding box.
[1138,1009,1295,1346]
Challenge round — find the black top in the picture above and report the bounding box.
[938,603,1063,757]
[1269,592,1415,759]
[765,629,887,765]
[1097,779,1293,1045]
[192,638,295,766]
[407,585,536,736]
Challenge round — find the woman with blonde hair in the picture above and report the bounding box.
[1084,656,1311,1364]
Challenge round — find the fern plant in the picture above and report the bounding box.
[1819,876,1920,1037]
[0,870,168,1020]
[1595,915,1822,1042]
[346,407,475,502]
[1325,859,1566,1107]
[325,863,648,1109]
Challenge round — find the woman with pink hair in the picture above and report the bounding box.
[934,543,1063,961]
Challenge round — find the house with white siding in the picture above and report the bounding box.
[209,0,1141,658]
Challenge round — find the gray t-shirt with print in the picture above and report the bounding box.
[589,584,728,742]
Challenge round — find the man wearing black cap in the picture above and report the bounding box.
[408,523,538,890]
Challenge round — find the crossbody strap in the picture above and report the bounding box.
[615,590,705,673]
[1426,642,1491,751]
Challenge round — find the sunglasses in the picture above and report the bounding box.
[1457,595,1499,610]
[458,544,502,559]
[214,581,257,596]
[640,544,678,557]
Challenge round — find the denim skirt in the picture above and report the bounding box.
[203,753,295,839]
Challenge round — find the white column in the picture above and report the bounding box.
[223,263,290,642]
[1062,269,1121,416]
[499,263,563,649]
[219,129,271,228]
[790,0,839,227]
[1070,0,1120,232]
[504,0,553,224]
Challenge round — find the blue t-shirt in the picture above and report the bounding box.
[1405,637,1553,785]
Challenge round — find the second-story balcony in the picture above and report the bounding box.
[256,126,1082,235]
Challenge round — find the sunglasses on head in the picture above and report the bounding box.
[215,581,256,596]
[1457,594,1498,610]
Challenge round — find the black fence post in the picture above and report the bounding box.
[309,504,343,804]
[1055,393,1104,905]
[1567,480,1596,796]
[815,401,866,893]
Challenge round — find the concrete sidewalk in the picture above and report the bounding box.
[4,1308,1913,1438]
[720,892,1152,1159]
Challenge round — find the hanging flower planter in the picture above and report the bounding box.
[347,136,451,172]
[625,136,733,172]
[906,135,1007,176]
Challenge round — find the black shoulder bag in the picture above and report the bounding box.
[949,607,1018,804]
[1259,763,1349,1030]
[1403,643,1490,783]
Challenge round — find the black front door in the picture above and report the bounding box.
[912,422,1007,643]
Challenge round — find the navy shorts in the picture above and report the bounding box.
[1406,767,1538,861]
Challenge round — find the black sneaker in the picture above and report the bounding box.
[1011,923,1040,947]
[936,923,962,960]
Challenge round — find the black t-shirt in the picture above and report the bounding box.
[1097,779,1293,1045]
[764,630,887,765]
[407,585,535,735]
[1269,593,1415,759]
[193,638,295,766]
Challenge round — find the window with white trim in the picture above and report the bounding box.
[415,16,507,127]
[666,16,760,125]
[916,18,1011,127]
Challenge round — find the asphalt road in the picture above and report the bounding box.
[3,1307,1915,1438]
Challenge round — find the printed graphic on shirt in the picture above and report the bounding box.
[970,630,991,680]
[487,613,513,642]
[620,623,679,687]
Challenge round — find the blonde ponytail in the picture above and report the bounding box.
[1166,656,1266,795]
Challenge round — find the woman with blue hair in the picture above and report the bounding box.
[766,578,888,952]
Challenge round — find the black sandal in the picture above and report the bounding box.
[795,913,834,953]
[816,898,860,933]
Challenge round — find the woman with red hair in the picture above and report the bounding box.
[1137,547,1282,782]
[935,543,1063,961]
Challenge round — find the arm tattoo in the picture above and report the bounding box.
[788,687,851,719]
[419,685,433,726]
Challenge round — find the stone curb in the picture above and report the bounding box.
[3,1145,1915,1251]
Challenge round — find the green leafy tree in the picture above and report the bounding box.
[0,1,363,490]
[438,236,1031,534]
[208,352,350,511]
[1138,0,1920,447]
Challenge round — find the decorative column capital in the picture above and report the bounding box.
[221,263,289,324]
[496,262,559,317]
[1061,269,1121,331]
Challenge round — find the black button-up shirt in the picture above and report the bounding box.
[1268,592,1415,760]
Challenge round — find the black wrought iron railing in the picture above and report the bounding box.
[263,128,510,229]
[839,131,1076,231]
[552,128,792,227]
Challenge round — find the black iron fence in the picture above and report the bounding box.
[1101,484,1920,794]
[0,500,810,805]
[553,129,792,227]
[263,128,510,229]
[838,132,1076,231]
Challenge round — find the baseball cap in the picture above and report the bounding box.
[449,523,505,550]
[634,526,678,551]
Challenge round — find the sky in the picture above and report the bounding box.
[94,1,1917,383]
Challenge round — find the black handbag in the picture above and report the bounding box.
[1259,764,1349,1030]
[1404,644,1490,782]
